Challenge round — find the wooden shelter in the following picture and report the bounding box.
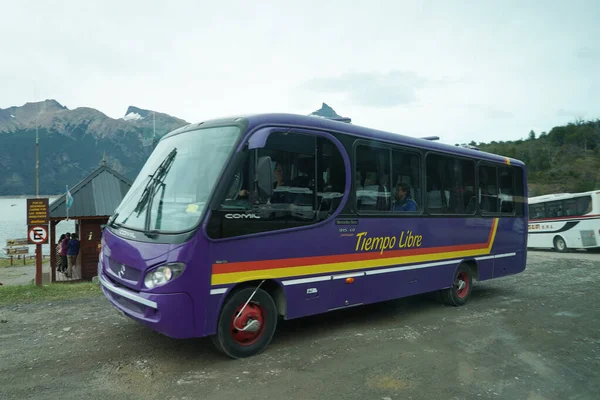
[48,160,132,282]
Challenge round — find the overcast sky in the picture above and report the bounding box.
[1,0,598,145]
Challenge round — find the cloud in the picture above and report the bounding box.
[575,47,600,60]
[467,104,514,119]
[301,70,440,108]
[556,108,585,118]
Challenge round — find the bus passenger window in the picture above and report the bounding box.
[316,137,346,221]
[208,131,347,239]
[564,199,577,216]
[479,165,499,213]
[498,166,515,214]
[355,144,391,212]
[391,149,420,212]
[426,154,475,214]
[529,204,546,219]
[577,196,592,215]
[546,201,563,217]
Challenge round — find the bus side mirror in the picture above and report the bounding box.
[257,156,273,198]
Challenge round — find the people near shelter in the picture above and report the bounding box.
[66,233,80,278]
[57,233,71,274]
[56,234,65,273]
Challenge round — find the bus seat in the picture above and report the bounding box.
[466,196,476,213]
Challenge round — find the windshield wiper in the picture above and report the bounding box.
[135,148,177,216]
[108,212,121,228]
[119,148,177,228]
[143,148,177,236]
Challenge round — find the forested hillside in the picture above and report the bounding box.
[467,119,600,196]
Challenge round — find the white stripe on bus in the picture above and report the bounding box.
[215,252,519,289]
[281,275,332,286]
[332,271,366,280]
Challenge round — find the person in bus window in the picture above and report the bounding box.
[238,161,289,199]
[393,183,417,212]
[273,161,287,189]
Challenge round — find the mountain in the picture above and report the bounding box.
[1,99,597,197]
[309,102,351,122]
[0,100,189,196]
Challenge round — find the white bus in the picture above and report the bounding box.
[527,190,600,252]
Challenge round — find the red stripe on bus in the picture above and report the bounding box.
[529,214,600,222]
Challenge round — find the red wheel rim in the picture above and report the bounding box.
[455,271,470,299]
[230,302,265,346]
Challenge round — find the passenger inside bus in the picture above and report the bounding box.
[237,160,289,200]
[393,182,417,212]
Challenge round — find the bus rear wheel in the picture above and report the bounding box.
[212,287,278,359]
[554,236,567,252]
[439,264,473,306]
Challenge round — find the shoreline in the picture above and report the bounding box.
[0,195,61,199]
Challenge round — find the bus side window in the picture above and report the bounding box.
[479,165,498,214]
[391,148,421,213]
[208,131,348,239]
[564,199,577,216]
[498,166,514,214]
[355,145,391,212]
[316,137,346,221]
[426,154,475,214]
[529,204,545,219]
[577,196,592,215]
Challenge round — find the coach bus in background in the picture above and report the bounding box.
[98,113,528,358]
[527,190,600,252]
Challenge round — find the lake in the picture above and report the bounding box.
[0,196,75,257]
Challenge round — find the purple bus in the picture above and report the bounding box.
[98,113,528,358]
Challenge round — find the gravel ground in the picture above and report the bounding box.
[1,250,599,400]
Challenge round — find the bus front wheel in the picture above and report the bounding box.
[212,287,278,359]
[439,264,473,307]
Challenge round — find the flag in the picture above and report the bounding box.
[66,185,73,210]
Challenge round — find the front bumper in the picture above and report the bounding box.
[99,272,198,339]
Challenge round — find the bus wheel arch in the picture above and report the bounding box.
[211,279,286,359]
[463,260,479,281]
[553,235,567,252]
[232,279,287,318]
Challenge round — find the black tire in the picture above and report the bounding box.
[439,264,473,307]
[554,236,567,252]
[212,287,278,359]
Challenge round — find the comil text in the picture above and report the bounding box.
[354,231,423,254]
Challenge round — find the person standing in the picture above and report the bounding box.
[66,233,80,278]
[58,233,71,273]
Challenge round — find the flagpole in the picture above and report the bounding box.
[66,185,69,221]
[35,83,39,198]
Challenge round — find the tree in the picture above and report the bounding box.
[528,130,536,140]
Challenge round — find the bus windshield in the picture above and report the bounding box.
[112,125,242,234]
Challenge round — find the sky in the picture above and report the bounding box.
[1,0,599,146]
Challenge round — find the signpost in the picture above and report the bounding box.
[27,198,49,225]
[2,240,30,266]
[5,246,29,256]
[26,198,49,286]
[6,238,28,247]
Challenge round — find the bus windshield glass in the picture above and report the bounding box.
[112,125,242,234]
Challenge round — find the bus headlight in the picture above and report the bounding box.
[144,263,186,289]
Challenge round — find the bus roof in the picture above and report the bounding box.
[529,190,600,204]
[164,113,525,167]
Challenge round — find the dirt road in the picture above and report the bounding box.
[1,251,599,400]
